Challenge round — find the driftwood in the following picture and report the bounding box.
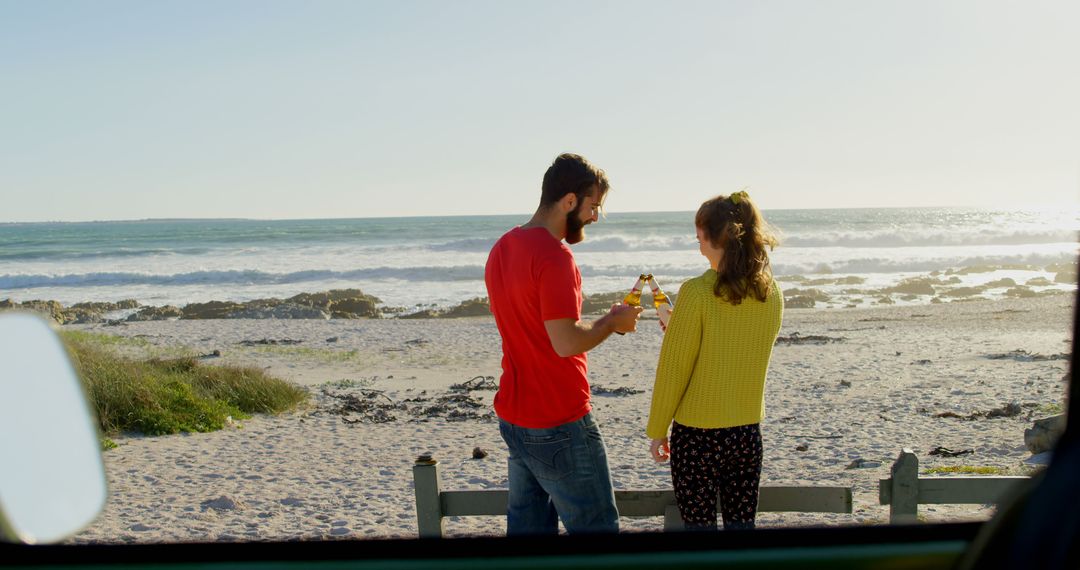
[933,402,1022,421]
[929,447,973,457]
[591,384,644,396]
[450,375,497,391]
[320,378,495,424]
[775,332,845,345]
[984,350,1069,362]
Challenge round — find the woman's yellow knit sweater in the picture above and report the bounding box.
[646,269,784,439]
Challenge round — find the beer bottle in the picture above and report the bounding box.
[615,274,647,335]
[623,274,647,307]
[647,275,674,330]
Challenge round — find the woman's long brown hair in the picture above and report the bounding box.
[695,192,779,304]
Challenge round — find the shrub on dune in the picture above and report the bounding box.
[61,332,308,436]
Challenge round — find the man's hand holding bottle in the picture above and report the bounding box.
[609,302,645,334]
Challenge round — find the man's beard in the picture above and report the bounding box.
[565,203,587,244]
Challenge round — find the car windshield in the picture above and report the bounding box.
[1,0,1077,547]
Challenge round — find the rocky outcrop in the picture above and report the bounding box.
[784,288,831,303]
[784,295,816,309]
[984,278,1016,288]
[182,301,247,320]
[1004,286,1038,299]
[940,286,987,298]
[439,297,491,318]
[884,278,936,296]
[176,290,381,320]
[803,276,865,286]
[70,300,141,311]
[287,289,380,318]
[65,299,142,323]
[1054,270,1077,285]
[1045,262,1077,273]
[947,264,1041,275]
[581,292,626,315]
[2,298,146,324]
[127,305,184,321]
[229,304,330,319]
[400,298,490,319]
[0,299,66,323]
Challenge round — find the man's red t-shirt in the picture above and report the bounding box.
[484,226,591,428]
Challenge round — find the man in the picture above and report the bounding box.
[484,153,644,535]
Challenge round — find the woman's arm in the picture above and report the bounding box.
[645,280,703,440]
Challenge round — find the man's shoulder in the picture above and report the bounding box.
[495,227,570,258]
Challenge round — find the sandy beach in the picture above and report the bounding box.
[67,293,1072,543]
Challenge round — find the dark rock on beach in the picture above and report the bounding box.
[1025,414,1066,454]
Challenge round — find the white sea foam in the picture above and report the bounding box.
[1,208,1076,309]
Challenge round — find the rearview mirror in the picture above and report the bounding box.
[0,312,107,544]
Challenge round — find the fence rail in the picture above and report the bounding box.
[415,447,1033,537]
[413,457,853,537]
[878,448,1029,524]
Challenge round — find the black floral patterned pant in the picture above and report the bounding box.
[670,421,763,531]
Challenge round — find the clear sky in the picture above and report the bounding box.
[2,0,1078,222]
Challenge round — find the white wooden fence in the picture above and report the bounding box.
[878,448,1030,523]
[412,455,853,538]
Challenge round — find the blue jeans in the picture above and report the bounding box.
[498,412,619,535]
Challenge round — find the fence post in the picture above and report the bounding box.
[413,455,444,538]
[889,448,919,524]
[663,504,685,532]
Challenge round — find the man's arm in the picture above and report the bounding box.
[544,304,643,358]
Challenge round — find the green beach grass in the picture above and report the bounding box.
[923,465,1005,475]
[62,331,308,437]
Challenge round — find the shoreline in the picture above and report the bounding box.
[3,265,1075,325]
[65,293,1073,543]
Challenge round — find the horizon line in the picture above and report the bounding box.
[3,204,1075,225]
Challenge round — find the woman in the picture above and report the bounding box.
[645,191,783,531]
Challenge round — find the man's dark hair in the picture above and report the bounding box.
[540,153,610,210]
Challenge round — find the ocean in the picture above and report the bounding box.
[1,208,1077,312]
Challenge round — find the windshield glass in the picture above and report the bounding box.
[1,0,1076,544]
